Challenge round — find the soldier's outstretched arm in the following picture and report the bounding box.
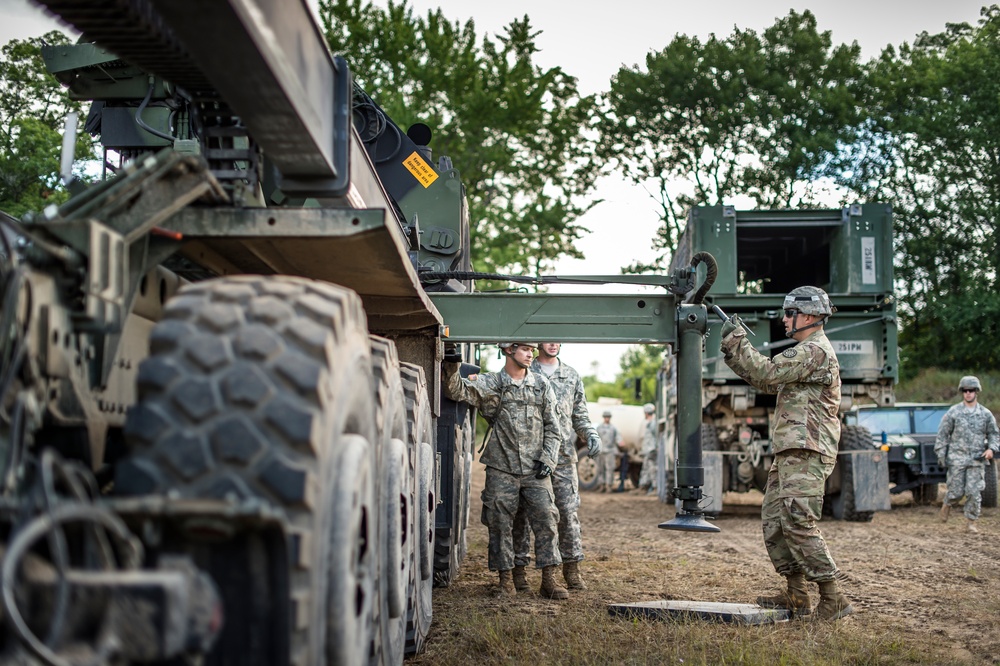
[724,335,826,392]
[443,362,492,410]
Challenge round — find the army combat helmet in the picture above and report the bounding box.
[643,403,655,415]
[783,286,835,337]
[958,376,982,393]
[497,342,537,369]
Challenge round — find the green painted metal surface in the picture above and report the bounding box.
[429,292,679,344]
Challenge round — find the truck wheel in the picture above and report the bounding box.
[118,276,377,666]
[983,460,998,509]
[400,363,433,655]
[912,482,939,506]
[829,425,875,522]
[577,444,599,492]
[369,337,410,665]
[435,411,473,587]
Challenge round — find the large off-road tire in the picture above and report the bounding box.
[912,482,939,506]
[983,459,998,509]
[369,337,410,666]
[400,363,433,655]
[118,276,377,666]
[577,441,599,492]
[434,410,472,587]
[829,425,875,522]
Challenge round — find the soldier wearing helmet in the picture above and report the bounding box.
[638,403,659,494]
[720,285,853,621]
[934,375,1000,533]
[510,343,601,593]
[595,410,622,492]
[443,342,567,598]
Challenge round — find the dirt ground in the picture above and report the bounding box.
[414,461,1000,665]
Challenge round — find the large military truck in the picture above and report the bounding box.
[0,1,725,664]
[662,205,896,521]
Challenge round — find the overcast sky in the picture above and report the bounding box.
[1,0,990,379]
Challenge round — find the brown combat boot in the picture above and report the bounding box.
[940,503,951,522]
[813,580,854,621]
[540,565,569,599]
[498,570,516,597]
[563,560,586,590]
[512,565,529,591]
[755,573,811,616]
[967,519,979,534]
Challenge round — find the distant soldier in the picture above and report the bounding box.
[935,375,1000,533]
[721,286,852,621]
[637,403,658,493]
[443,342,568,598]
[596,410,622,492]
[511,342,601,592]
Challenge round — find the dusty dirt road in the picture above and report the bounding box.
[414,462,1000,665]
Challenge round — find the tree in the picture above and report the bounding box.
[318,0,602,278]
[599,10,866,270]
[585,344,664,405]
[0,32,90,218]
[840,6,1000,372]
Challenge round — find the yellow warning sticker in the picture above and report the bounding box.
[403,151,439,188]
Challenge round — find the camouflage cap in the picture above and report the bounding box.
[959,375,982,392]
[602,410,612,418]
[783,286,834,316]
[643,403,655,415]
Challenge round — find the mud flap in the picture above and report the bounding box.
[846,450,891,512]
[675,451,724,515]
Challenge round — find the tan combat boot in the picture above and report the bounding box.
[498,570,517,597]
[813,580,854,621]
[540,565,569,599]
[967,519,979,534]
[940,503,951,522]
[563,560,586,590]
[755,572,811,616]
[512,565,529,591]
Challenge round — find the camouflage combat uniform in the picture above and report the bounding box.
[444,362,562,572]
[596,421,621,489]
[934,403,1000,520]
[722,326,843,583]
[513,359,598,567]
[638,416,658,490]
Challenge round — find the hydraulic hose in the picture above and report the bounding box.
[689,251,718,305]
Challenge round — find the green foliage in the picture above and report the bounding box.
[318,0,602,279]
[585,345,665,405]
[896,367,1000,410]
[839,7,1000,371]
[0,32,90,217]
[599,10,866,269]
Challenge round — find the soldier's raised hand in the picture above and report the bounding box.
[721,313,743,339]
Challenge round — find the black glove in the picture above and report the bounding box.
[533,460,552,479]
[587,433,601,458]
[721,313,743,339]
[443,343,462,363]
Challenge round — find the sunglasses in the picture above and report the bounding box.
[783,309,800,318]
[962,388,978,394]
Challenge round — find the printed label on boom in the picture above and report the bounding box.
[861,237,876,284]
[403,151,439,188]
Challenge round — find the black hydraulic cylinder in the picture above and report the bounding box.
[660,303,720,533]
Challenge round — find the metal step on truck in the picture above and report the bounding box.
[660,205,896,521]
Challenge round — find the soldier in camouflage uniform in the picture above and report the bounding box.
[596,411,622,492]
[721,286,853,621]
[511,343,601,592]
[935,375,1000,533]
[443,342,568,599]
[638,403,658,493]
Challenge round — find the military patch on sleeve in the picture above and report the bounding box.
[781,348,798,358]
